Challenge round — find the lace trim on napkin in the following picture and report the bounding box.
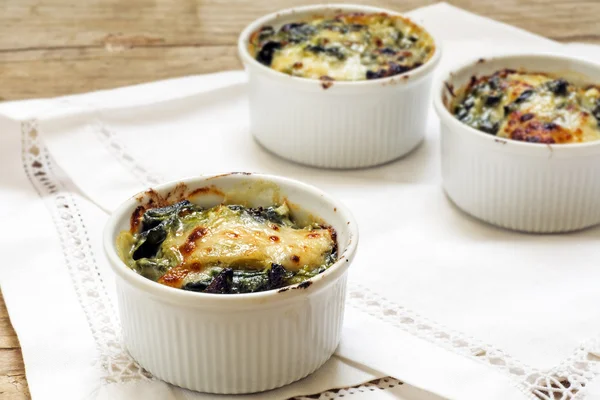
[92,119,163,187]
[348,283,600,400]
[21,120,152,384]
[296,377,403,399]
[21,118,600,398]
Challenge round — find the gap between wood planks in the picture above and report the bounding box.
[0,32,599,55]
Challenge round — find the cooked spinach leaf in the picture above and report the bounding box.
[205,268,234,294]
[141,200,192,231]
[182,264,295,294]
[132,221,170,260]
[234,204,292,225]
[268,263,288,289]
[133,258,172,281]
[547,79,568,96]
[133,200,195,260]
[593,100,600,123]
[256,41,282,66]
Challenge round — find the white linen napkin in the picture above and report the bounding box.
[3,3,600,400]
[1,116,389,400]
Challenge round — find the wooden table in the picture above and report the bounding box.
[1,1,599,398]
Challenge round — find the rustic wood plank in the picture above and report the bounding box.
[0,297,20,349]
[0,374,30,400]
[0,292,30,399]
[0,349,25,377]
[0,0,599,100]
[1,0,599,50]
[0,46,238,99]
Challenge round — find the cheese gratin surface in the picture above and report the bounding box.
[452,69,600,144]
[117,200,337,294]
[248,12,434,81]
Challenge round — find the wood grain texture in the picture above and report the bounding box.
[0,0,599,100]
[0,293,30,399]
[1,0,599,397]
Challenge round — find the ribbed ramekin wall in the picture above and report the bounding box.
[117,274,347,394]
[248,75,433,169]
[441,125,600,232]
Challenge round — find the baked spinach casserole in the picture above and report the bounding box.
[117,200,337,294]
[452,69,600,144]
[248,12,434,81]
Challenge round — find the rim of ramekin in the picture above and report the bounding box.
[237,3,442,89]
[103,173,358,309]
[433,53,600,155]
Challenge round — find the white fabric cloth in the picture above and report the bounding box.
[3,3,600,400]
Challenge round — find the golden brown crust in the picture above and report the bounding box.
[452,69,600,144]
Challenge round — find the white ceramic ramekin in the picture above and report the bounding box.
[103,173,358,394]
[434,54,600,233]
[238,4,441,169]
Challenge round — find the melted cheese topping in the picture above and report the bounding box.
[248,12,434,81]
[162,205,334,273]
[118,202,337,291]
[452,70,600,144]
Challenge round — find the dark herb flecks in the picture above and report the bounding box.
[593,100,600,123]
[205,268,234,294]
[479,121,499,135]
[248,13,433,80]
[485,92,503,106]
[256,41,282,66]
[547,79,569,96]
[515,90,534,103]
